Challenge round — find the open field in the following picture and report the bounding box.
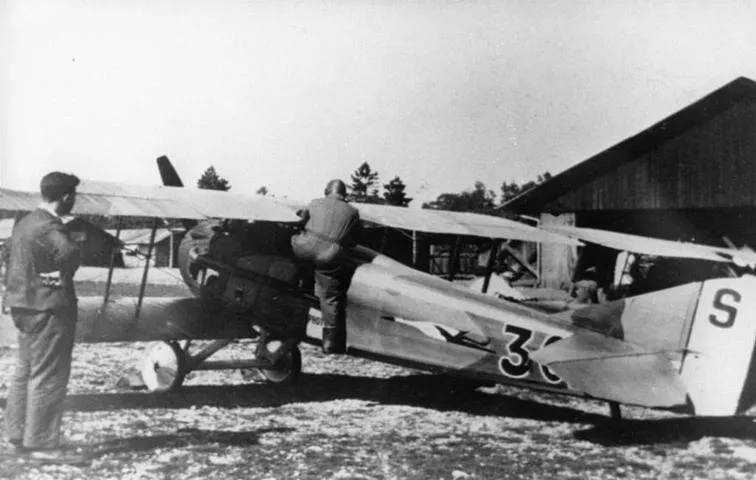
[1,341,756,479]
[0,277,755,479]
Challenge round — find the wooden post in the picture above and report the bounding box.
[135,218,159,319]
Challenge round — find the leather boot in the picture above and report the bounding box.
[322,327,346,354]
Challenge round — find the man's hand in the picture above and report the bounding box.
[38,272,62,288]
[295,208,310,227]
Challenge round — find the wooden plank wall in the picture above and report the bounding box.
[543,102,756,212]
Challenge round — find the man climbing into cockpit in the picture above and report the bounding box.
[291,179,361,354]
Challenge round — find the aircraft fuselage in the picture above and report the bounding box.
[307,248,582,396]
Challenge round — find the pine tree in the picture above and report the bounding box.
[197,166,231,191]
[500,171,551,203]
[422,181,497,214]
[382,176,412,207]
[349,162,380,203]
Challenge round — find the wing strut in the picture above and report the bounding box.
[501,243,538,279]
[481,239,503,294]
[448,236,462,281]
[102,217,122,308]
[135,218,159,319]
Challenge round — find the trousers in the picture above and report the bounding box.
[5,307,77,449]
[314,264,354,331]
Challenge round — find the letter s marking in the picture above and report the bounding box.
[709,288,741,329]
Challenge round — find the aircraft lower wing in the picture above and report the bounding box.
[71,297,300,343]
[531,332,687,408]
[73,296,259,342]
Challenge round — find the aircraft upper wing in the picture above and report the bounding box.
[1,181,581,244]
[543,224,756,267]
[354,203,580,245]
[0,181,300,223]
[7,178,756,261]
[0,188,39,213]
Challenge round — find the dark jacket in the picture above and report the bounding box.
[4,208,80,311]
[291,197,360,267]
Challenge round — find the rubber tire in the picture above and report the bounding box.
[141,341,187,392]
[258,344,302,383]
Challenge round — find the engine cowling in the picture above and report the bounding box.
[177,220,218,296]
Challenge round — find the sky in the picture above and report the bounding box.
[1,0,756,206]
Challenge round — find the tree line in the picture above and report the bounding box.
[197,163,551,213]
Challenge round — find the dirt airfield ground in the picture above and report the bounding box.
[0,275,755,479]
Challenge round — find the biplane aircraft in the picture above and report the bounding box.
[3,157,756,421]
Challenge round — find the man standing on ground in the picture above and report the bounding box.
[3,171,88,465]
[291,179,360,354]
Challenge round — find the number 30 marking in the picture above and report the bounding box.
[498,326,565,386]
[499,325,532,378]
[709,288,741,329]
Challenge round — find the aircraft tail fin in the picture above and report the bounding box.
[678,275,756,415]
[157,155,184,187]
[535,275,756,415]
[156,155,197,231]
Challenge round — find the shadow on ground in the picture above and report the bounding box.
[88,427,293,456]
[575,416,756,446]
[2,373,599,425]
[4,373,754,445]
[0,427,293,477]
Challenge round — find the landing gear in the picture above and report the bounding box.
[141,340,186,392]
[256,340,302,383]
[139,337,303,392]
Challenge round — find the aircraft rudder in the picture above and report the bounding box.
[680,275,756,416]
[157,155,184,187]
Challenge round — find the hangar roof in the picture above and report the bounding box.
[505,77,756,213]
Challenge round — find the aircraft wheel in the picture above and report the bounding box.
[258,341,302,383]
[141,341,186,392]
